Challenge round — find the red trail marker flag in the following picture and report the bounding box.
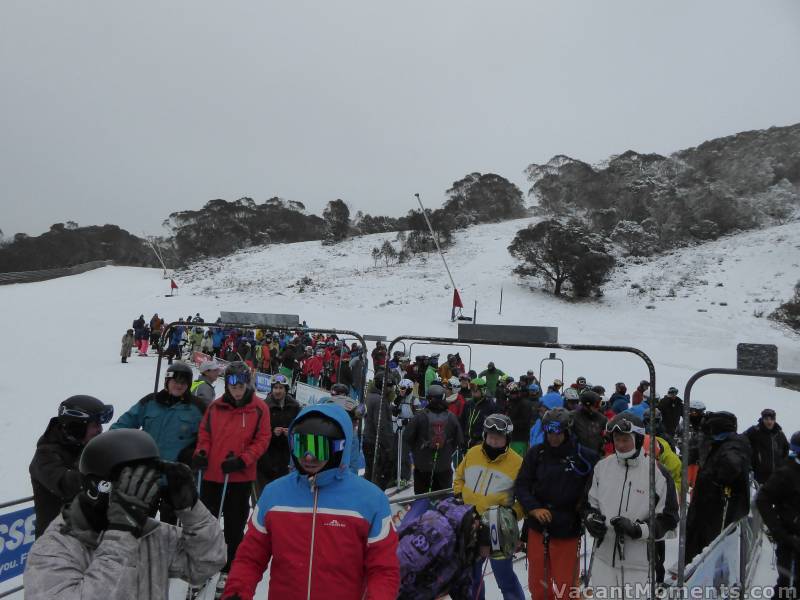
[451,289,464,321]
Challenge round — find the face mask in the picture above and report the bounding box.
[616,447,637,460]
[483,442,506,460]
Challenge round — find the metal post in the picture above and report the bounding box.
[473,300,477,324]
[414,193,457,293]
[499,286,504,315]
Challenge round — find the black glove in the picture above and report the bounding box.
[107,465,161,537]
[161,460,198,511]
[221,456,247,474]
[611,516,643,540]
[222,594,243,600]
[585,510,607,539]
[191,451,208,471]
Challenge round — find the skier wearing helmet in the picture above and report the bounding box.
[584,413,678,594]
[675,399,708,490]
[220,404,400,599]
[30,395,114,536]
[514,408,597,600]
[403,384,464,494]
[24,429,226,600]
[454,414,525,600]
[444,376,466,418]
[461,378,498,449]
[191,361,271,596]
[256,373,300,494]
[111,361,206,524]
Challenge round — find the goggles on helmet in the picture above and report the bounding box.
[226,372,251,386]
[543,420,565,434]
[606,418,646,436]
[291,432,346,461]
[484,415,512,434]
[59,405,114,424]
[272,374,289,386]
[165,372,192,385]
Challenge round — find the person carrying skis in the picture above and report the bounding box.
[24,429,226,600]
[514,408,597,600]
[191,362,271,597]
[685,411,752,564]
[111,361,206,523]
[461,377,498,449]
[255,373,300,494]
[29,395,113,536]
[756,431,800,600]
[403,383,464,494]
[746,408,790,485]
[584,413,679,595]
[220,404,399,600]
[453,413,525,600]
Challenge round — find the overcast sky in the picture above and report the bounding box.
[2,1,799,237]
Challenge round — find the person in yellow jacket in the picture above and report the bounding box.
[454,413,526,600]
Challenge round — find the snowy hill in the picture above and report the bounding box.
[1,217,799,597]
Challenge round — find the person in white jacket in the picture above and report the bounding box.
[583,413,679,596]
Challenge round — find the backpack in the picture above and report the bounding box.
[397,497,478,600]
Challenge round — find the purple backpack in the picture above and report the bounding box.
[396,497,478,600]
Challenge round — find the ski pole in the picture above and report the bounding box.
[428,449,439,494]
[721,486,732,532]
[473,557,491,600]
[617,534,626,592]
[196,469,203,496]
[543,527,551,600]
[397,423,403,487]
[583,533,601,587]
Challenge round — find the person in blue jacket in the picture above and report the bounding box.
[529,390,564,447]
[111,361,205,523]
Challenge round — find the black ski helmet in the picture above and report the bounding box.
[79,429,160,480]
[291,411,346,473]
[58,395,114,425]
[789,431,800,456]
[331,383,349,396]
[606,412,645,450]
[579,389,602,408]
[426,384,447,402]
[165,361,193,383]
[704,411,737,437]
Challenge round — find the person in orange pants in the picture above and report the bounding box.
[514,408,598,600]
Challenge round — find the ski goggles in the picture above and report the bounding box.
[606,418,646,436]
[59,405,114,424]
[483,415,512,434]
[271,374,289,386]
[291,433,346,461]
[165,372,192,385]
[226,372,251,386]
[543,421,565,434]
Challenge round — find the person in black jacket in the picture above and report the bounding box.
[256,374,300,494]
[461,380,498,449]
[756,431,800,600]
[514,408,597,600]
[569,390,607,456]
[505,382,535,457]
[746,408,789,485]
[685,411,752,563]
[29,395,113,536]
[657,387,683,437]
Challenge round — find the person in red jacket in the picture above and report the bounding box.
[221,403,399,600]
[302,347,325,387]
[192,361,271,596]
[632,380,650,406]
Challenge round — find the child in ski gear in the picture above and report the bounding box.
[24,429,226,600]
[111,361,206,524]
[685,411,752,564]
[515,407,597,600]
[584,413,679,595]
[220,404,399,600]
[756,431,800,600]
[454,413,525,600]
[29,395,113,536]
[403,383,464,494]
[746,408,789,485]
[121,328,135,363]
[193,361,271,594]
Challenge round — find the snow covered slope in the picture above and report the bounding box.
[0,218,798,597]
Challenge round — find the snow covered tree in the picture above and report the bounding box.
[610,220,659,256]
[508,219,614,297]
[381,240,397,266]
[444,172,526,224]
[770,281,800,332]
[322,199,351,244]
[371,246,381,268]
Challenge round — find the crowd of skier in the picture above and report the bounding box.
[21,319,800,599]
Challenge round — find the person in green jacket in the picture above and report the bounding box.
[478,362,506,397]
[424,354,440,394]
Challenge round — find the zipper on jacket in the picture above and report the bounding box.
[616,464,630,517]
[306,482,319,600]
[625,481,632,512]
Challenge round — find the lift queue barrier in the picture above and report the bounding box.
[375,334,661,598]
[0,496,35,599]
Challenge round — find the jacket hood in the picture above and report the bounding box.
[288,403,354,483]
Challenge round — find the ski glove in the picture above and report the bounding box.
[107,465,160,537]
[161,460,198,511]
[585,510,607,538]
[191,451,208,471]
[610,516,642,540]
[221,456,247,474]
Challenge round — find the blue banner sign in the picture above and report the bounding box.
[255,372,272,394]
[0,505,36,583]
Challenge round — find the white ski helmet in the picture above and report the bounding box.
[689,399,706,412]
